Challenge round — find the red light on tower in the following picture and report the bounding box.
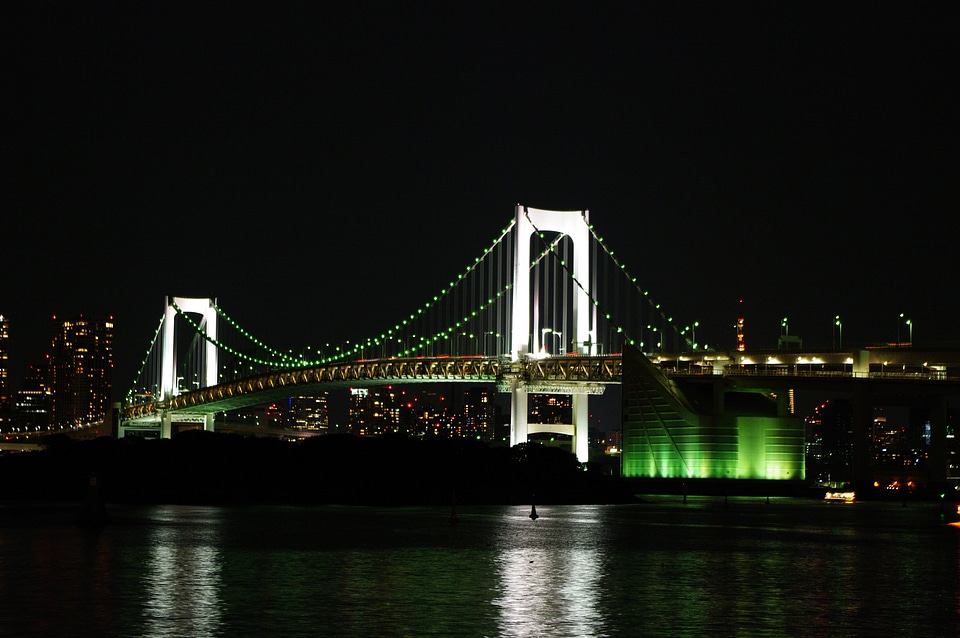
[736,299,745,352]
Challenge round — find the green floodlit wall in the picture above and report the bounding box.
[620,345,804,480]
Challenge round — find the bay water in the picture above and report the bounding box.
[1,497,958,636]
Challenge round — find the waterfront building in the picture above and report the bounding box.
[15,359,51,432]
[805,399,853,486]
[48,315,114,428]
[461,387,496,440]
[410,388,453,437]
[0,315,9,431]
[529,393,572,425]
[621,344,806,481]
[0,314,8,400]
[288,393,331,432]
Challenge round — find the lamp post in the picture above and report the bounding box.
[781,317,789,337]
[834,316,842,350]
[484,331,500,356]
[543,328,563,354]
[692,321,699,352]
[895,314,914,348]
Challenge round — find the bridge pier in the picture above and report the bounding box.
[509,383,591,464]
[510,385,528,448]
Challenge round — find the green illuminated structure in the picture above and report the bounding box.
[621,345,804,481]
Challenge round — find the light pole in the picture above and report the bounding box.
[484,331,500,356]
[541,328,563,354]
[781,317,789,337]
[541,328,552,354]
[905,317,912,347]
[834,315,842,350]
[692,321,699,352]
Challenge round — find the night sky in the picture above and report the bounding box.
[3,2,957,400]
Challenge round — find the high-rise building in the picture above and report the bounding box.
[288,393,331,432]
[0,314,9,400]
[528,393,572,424]
[807,398,853,485]
[0,314,10,431]
[16,358,51,431]
[461,387,496,440]
[48,315,114,428]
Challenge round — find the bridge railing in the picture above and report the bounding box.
[667,366,956,382]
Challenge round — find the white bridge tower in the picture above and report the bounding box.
[159,296,219,437]
[509,205,594,463]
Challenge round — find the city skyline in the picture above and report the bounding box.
[4,3,956,399]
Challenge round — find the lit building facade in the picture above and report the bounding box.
[288,393,331,432]
[16,359,51,431]
[350,387,406,436]
[621,344,805,481]
[461,387,496,440]
[48,315,114,428]
[0,314,9,400]
[0,314,9,430]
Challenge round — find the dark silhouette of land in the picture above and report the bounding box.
[0,432,632,507]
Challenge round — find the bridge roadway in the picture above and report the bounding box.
[122,346,960,424]
[121,355,624,424]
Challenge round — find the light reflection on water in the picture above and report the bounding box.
[1,498,959,636]
[493,505,607,637]
[143,508,223,637]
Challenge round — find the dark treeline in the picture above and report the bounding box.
[0,432,632,506]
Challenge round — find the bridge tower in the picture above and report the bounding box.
[159,296,219,437]
[509,205,593,463]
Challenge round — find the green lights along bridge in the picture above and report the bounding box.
[119,205,960,486]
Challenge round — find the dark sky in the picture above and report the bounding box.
[3,2,957,397]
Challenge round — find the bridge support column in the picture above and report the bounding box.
[510,385,529,448]
[573,393,589,463]
[204,413,216,432]
[510,383,591,464]
[161,413,173,440]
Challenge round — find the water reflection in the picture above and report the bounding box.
[493,505,608,637]
[143,506,224,637]
[2,500,958,635]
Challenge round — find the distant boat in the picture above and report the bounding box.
[529,503,539,520]
[824,490,856,503]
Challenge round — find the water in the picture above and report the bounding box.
[1,497,958,637]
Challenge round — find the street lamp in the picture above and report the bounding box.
[834,315,842,350]
[484,331,500,356]
[781,317,789,336]
[692,321,699,352]
[898,313,910,348]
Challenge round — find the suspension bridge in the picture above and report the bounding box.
[120,206,697,462]
[117,205,960,487]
